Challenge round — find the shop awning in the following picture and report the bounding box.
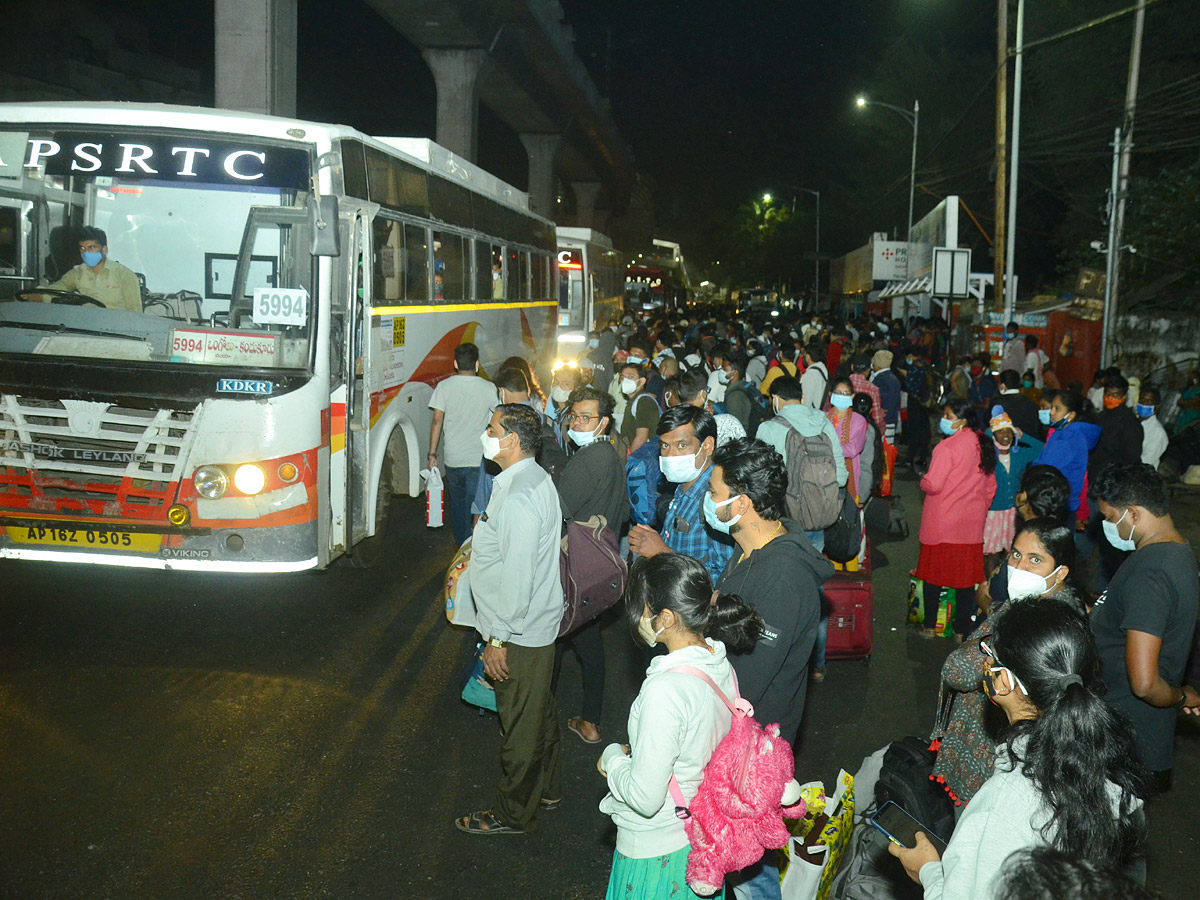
[879,276,932,298]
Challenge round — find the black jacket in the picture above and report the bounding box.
[554,438,630,534]
[1088,404,1143,481]
[716,519,834,745]
[996,391,1042,442]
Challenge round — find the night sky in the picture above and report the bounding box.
[19,0,1195,288]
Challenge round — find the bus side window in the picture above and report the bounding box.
[493,247,505,300]
[473,239,492,301]
[531,252,545,301]
[434,231,464,301]
[372,217,404,303]
[517,250,529,300]
[405,223,429,302]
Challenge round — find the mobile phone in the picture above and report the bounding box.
[870,801,947,854]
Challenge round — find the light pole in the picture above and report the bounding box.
[798,188,820,308]
[855,95,920,260]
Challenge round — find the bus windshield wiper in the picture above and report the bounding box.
[0,320,142,340]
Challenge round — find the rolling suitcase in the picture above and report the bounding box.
[824,539,874,660]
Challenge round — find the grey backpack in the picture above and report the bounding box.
[776,416,841,531]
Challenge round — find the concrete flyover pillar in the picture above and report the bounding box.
[422,48,488,162]
[520,133,562,219]
[214,0,297,117]
[572,181,602,229]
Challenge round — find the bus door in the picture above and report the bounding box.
[327,202,378,558]
[345,206,378,549]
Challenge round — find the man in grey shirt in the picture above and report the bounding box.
[456,404,565,835]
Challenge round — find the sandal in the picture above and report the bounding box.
[567,717,602,744]
[454,809,526,835]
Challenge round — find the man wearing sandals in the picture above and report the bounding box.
[456,403,565,835]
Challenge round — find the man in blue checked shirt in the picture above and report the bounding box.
[627,405,734,582]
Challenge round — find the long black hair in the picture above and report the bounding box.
[944,395,997,475]
[990,600,1148,866]
[623,553,763,654]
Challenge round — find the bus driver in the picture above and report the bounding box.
[39,226,142,312]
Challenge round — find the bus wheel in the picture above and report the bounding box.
[349,455,393,568]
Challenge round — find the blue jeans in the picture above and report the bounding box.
[806,530,827,669]
[728,853,781,900]
[444,465,481,547]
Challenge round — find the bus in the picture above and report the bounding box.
[554,226,622,364]
[0,102,557,572]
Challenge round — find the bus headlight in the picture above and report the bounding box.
[194,465,228,499]
[234,464,266,495]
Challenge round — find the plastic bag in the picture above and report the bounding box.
[421,466,444,528]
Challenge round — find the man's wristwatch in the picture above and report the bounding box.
[488,637,506,650]
[1174,687,1190,709]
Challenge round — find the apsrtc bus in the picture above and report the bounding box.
[0,102,557,571]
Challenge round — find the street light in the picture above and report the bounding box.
[854,95,920,255]
[797,188,820,308]
[762,193,772,204]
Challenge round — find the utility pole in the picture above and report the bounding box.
[994,0,1008,319]
[1100,128,1121,368]
[1003,0,1025,325]
[1103,0,1147,368]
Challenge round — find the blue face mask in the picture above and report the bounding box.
[939,417,957,436]
[702,492,742,534]
[830,394,853,411]
[1136,404,1155,419]
[81,250,102,267]
[1037,409,1052,426]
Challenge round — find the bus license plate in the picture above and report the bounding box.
[9,524,162,552]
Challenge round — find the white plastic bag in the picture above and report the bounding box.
[421,466,444,528]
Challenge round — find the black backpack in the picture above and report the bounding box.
[874,736,956,845]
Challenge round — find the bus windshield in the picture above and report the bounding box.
[0,128,315,372]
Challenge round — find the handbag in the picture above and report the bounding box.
[780,770,855,900]
[444,538,476,628]
[460,643,497,713]
[906,576,955,637]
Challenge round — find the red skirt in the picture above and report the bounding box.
[915,542,985,589]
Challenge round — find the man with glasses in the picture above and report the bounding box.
[627,404,734,584]
[39,226,141,311]
[551,386,630,747]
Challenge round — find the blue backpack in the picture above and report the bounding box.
[624,440,661,527]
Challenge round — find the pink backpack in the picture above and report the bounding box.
[667,666,807,897]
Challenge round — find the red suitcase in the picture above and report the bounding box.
[824,540,874,660]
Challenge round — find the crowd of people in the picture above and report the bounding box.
[424,307,1198,899]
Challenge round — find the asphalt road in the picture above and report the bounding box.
[1,475,1196,899]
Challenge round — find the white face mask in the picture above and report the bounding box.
[620,377,639,396]
[568,424,600,446]
[551,385,571,404]
[1007,564,1063,602]
[638,613,667,647]
[1102,508,1138,552]
[480,430,504,460]
[659,448,707,483]
[717,369,731,384]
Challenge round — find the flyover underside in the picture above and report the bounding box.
[361,0,632,213]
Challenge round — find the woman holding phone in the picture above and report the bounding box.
[889,599,1147,899]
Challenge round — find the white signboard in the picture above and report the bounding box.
[872,241,911,281]
[931,247,972,298]
[252,287,308,327]
[170,328,280,366]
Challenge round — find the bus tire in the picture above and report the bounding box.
[349,450,394,569]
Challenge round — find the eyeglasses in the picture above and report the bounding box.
[568,413,600,424]
[980,640,1029,696]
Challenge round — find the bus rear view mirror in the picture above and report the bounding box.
[308,195,341,257]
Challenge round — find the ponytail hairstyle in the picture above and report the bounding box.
[944,395,997,475]
[623,553,763,654]
[990,600,1148,866]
